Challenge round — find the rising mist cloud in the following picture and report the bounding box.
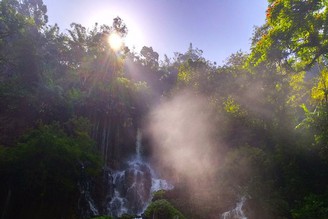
[145,90,220,192]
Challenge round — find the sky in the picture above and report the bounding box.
[43,0,268,64]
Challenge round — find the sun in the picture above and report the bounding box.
[108,32,123,51]
[85,10,145,52]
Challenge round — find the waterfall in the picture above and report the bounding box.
[135,129,142,161]
[78,163,100,218]
[107,129,173,217]
[221,197,247,219]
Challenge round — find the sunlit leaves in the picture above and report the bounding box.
[224,96,245,117]
[286,71,311,108]
[311,68,328,102]
[177,62,192,84]
[248,0,328,69]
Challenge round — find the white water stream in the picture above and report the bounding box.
[221,197,247,219]
[107,129,173,217]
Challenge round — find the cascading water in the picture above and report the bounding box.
[107,129,173,217]
[221,197,247,219]
[78,164,100,219]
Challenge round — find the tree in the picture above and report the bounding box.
[140,46,159,69]
[0,124,102,219]
[0,0,51,145]
[0,0,48,83]
[248,0,328,69]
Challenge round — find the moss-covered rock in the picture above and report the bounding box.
[152,189,167,201]
[144,199,186,219]
[120,213,135,219]
[91,216,114,219]
[92,216,113,219]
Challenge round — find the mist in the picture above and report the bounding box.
[145,90,221,197]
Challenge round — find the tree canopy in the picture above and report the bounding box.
[248,0,328,70]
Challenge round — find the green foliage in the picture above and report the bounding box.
[311,68,328,103]
[0,124,102,218]
[144,199,186,219]
[140,46,159,68]
[291,193,328,219]
[120,214,135,219]
[224,96,245,117]
[92,216,114,219]
[287,71,309,107]
[297,103,328,160]
[221,145,274,196]
[248,0,328,69]
[152,189,167,201]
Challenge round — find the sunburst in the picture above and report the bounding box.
[108,32,123,51]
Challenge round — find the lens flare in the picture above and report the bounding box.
[108,32,123,51]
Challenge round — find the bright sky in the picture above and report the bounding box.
[43,0,268,64]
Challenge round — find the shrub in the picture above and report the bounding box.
[144,199,185,219]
